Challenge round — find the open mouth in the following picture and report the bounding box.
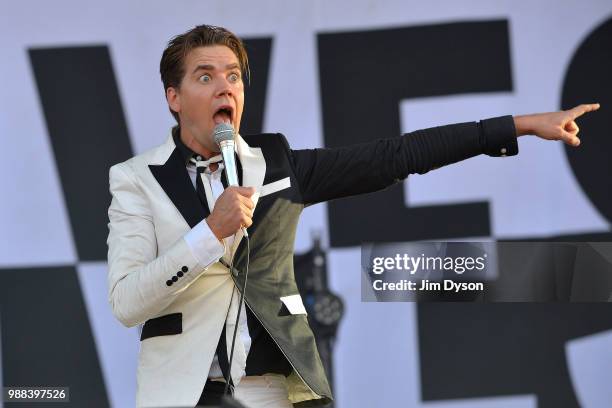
[213,106,233,125]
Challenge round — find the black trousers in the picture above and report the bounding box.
[196,379,227,407]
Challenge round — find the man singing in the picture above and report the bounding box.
[106,24,600,408]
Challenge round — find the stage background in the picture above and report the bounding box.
[1,1,612,407]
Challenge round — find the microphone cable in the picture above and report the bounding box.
[223,232,250,396]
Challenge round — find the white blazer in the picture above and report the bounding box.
[107,132,266,408]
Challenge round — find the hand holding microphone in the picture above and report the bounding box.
[206,186,254,240]
[206,123,253,240]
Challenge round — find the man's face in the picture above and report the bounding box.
[167,45,244,152]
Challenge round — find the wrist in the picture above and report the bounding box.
[205,217,223,242]
[513,115,534,137]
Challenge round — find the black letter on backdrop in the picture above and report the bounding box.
[318,21,513,246]
[5,38,273,402]
[562,17,612,227]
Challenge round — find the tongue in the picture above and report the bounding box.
[213,111,231,125]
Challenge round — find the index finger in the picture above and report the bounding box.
[238,194,255,209]
[570,103,601,119]
[236,186,256,197]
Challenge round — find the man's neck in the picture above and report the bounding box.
[180,127,218,160]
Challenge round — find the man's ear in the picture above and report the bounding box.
[166,87,181,114]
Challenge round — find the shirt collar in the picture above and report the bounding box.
[173,126,226,177]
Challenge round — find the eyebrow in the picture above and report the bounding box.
[192,63,240,74]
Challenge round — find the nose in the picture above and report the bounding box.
[215,77,233,98]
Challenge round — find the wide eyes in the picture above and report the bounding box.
[228,72,240,83]
[198,72,240,84]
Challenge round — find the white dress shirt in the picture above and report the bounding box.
[182,157,251,383]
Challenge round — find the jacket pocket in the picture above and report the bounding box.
[280,294,308,315]
[140,313,182,341]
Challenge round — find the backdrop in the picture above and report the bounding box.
[1,1,612,407]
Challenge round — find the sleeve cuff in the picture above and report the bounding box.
[184,219,225,267]
[480,115,519,157]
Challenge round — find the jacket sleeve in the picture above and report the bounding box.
[106,161,223,328]
[284,115,518,206]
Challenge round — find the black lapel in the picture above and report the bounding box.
[148,148,209,228]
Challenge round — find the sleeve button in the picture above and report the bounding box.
[181,266,188,273]
[500,147,507,154]
[172,276,178,282]
[166,280,173,286]
[177,271,184,277]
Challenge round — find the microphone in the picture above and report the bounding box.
[214,123,239,186]
[214,123,248,237]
